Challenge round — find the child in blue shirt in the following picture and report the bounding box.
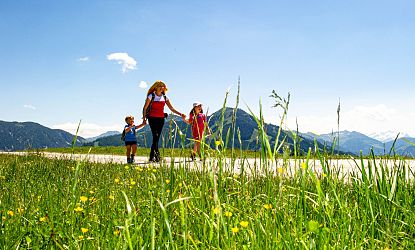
[124,115,146,163]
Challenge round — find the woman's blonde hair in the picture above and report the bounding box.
[147,80,168,96]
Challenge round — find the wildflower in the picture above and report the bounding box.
[213,207,220,214]
[130,179,136,185]
[81,228,89,233]
[74,207,84,212]
[152,169,157,173]
[39,217,47,222]
[165,179,170,184]
[301,162,307,170]
[240,221,249,228]
[166,189,170,193]
[179,183,183,187]
[114,229,120,236]
[125,165,130,170]
[7,210,14,217]
[231,227,239,234]
[89,190,95,194]
[108,195,115,201]
[114,178,120,183]
[79,235,84,240]
[89,197,97,202]
[278,167,284,175]
[215,140,222,146]
[224,211,233,217]
[80,196,88,202]
[263,204,272,210]
[2,216,6,221]
[17,208,24,213]
[322,173,327,178]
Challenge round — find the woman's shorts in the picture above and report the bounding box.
[125,141,137,146]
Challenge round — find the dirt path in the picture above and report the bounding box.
[1,152,414,178]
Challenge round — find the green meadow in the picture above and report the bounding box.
[1,150,415,249]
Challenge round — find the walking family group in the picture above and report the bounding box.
[122,80,210,164]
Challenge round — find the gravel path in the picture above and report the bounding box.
[2,152,415,178]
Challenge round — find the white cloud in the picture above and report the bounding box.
[107,52,137,73]
[283,104,415,137]
[78,57,89,62]
[139,81,148,88]
[52,122,123,138]
[23,104,36,110]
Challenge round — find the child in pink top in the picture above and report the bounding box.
[183,102,211,160]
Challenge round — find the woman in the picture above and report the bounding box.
[142,80,186,162]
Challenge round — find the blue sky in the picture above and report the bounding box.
[1,1,414,139]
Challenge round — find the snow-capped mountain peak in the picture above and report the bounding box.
[368,131,411,143]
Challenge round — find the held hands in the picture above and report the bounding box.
[181,113,186,119]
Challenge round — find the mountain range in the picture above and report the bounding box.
[1,108,414,157]
[0,120,84,151]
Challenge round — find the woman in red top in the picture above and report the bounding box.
[183,102,211,160]
[142,80,186,162]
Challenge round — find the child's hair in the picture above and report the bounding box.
[189,106,203,116]
[147,80,168,96]
[125,115,134,123]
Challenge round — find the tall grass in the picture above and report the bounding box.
[1,87,415,249]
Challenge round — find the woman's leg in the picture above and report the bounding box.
[149,117,165,161]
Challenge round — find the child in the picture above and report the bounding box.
[182,102,211,160]
[124,115,146,163]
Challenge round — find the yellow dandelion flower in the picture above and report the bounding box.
[74,207,84,212]
[130,179,136,185]
[78,235,84,240]
[108,195,115,201]
[240,221,249,228]
[165,179,170,184]
[7,210,14,217]
[39,217,47,222]
[215,140,222,146]
[322,173,327,178]
[17,208,24,213]
[263,204,272,210]
[89,197,97,202]
[166,189,170,193]
[114,178,120,183]
[81,228,89,233]
[89,190,94,194]
[114,229,120,235]
[301,162,307,170]
[125,165,130,170]
[231,227,239,233]
[80,196,88,202]
[179,183,183,187]
[278,167,284,174]
[224,211,232,217]
[152,169,157,173]
[213,207,220,214]
[2,216,5,221]
[135,166,141,171]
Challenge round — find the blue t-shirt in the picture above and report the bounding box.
[124,125,137,142]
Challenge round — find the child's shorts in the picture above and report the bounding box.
[125,141,137,146]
